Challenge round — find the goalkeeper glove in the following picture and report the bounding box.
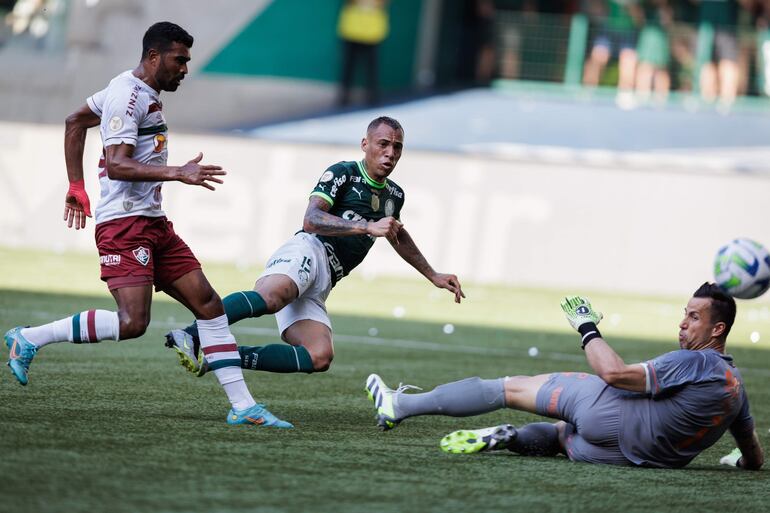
[560,295,604,349]
[719,448,742,467]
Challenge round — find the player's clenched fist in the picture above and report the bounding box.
[177,152,226,190]
[366,216,402,242]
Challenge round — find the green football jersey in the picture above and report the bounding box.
[309,160,405,286]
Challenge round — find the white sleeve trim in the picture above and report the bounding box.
[87,96,102,115]
[638,363,651,394]
[103,136,138,147]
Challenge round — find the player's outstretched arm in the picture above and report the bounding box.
[63,104,100,229]
[561,296,645,392]
[389,227,465,304]
[104,146,225,190]
[725,430,764,470]
[302,196,399,237]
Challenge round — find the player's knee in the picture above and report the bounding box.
[254,276,298,313]
[503,375,526,393]
[192,288,225,321]
[309,349,334,372]
[259,294,284,314]
[118,312,149,340]
[257,290,292,314]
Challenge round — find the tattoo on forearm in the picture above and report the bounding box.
[306,209,365,236]
[395,230,433,276]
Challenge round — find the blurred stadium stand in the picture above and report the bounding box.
[1,0,768,296]
[2,1,770,130]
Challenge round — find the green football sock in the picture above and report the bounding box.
[184,290,267,338]
[239,344,315,373]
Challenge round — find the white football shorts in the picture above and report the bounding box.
[259,232,332,336]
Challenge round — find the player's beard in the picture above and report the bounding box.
[157,61,182,92]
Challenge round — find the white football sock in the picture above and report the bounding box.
[197,314,256,411]
[21,310,120,348]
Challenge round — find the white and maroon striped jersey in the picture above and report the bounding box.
[87,70,169,225]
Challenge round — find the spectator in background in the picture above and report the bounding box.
[693,0,747,108]
[458,0,498,85]
[751,0,770,95]
[635,0,673,103]
[583,0,644,108]
[668,0,699,91]
[0,0,14,45]
[5,0,49,46]
[337,0,390,107]
[473,0,497,84]
[497,2,523,80]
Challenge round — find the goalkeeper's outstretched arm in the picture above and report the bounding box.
[561,295,646,392]
[583,337,647,392]
[733,430,764,470]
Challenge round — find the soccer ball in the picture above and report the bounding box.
[713,238,770,299]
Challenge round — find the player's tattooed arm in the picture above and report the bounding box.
[303,196,401,238]
[303,196,368,235]
[390,227,466,304]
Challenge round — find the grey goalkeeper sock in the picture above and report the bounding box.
[394,377,506,420]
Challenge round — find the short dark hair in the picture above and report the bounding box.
[367,116,403,135]
[141,22,193,60]
[693,282,737,338]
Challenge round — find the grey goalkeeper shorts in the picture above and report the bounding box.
[535,372,633,466]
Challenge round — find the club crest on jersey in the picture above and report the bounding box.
[153,134,166,153]
[132,246,150,266]
[109,116,123,132]
[123,200,133,212]
[384,198,395,217]
[371,193,380,211]
[320,171,334,183]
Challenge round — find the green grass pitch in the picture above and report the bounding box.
[1,247,769,513]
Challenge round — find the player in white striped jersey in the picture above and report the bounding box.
[5,22,289,428]
[85,70,169,223]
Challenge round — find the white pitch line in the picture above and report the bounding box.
[151,320,588,363]
[5,309,770,376]
[153,321,770,375]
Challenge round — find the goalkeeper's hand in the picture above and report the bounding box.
[719,448,742,467]
[560,295,603,332]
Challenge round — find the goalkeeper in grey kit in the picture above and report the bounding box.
[366,283,764,470]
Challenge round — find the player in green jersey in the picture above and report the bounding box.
[165,116,464,384]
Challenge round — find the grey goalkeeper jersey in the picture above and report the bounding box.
[618,349,754,468]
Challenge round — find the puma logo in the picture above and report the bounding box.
[351,187,363,200]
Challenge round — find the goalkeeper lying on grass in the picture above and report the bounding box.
[366,283,763,469]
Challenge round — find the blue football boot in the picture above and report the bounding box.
[5,327,38,386]
[226,403,294,429]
